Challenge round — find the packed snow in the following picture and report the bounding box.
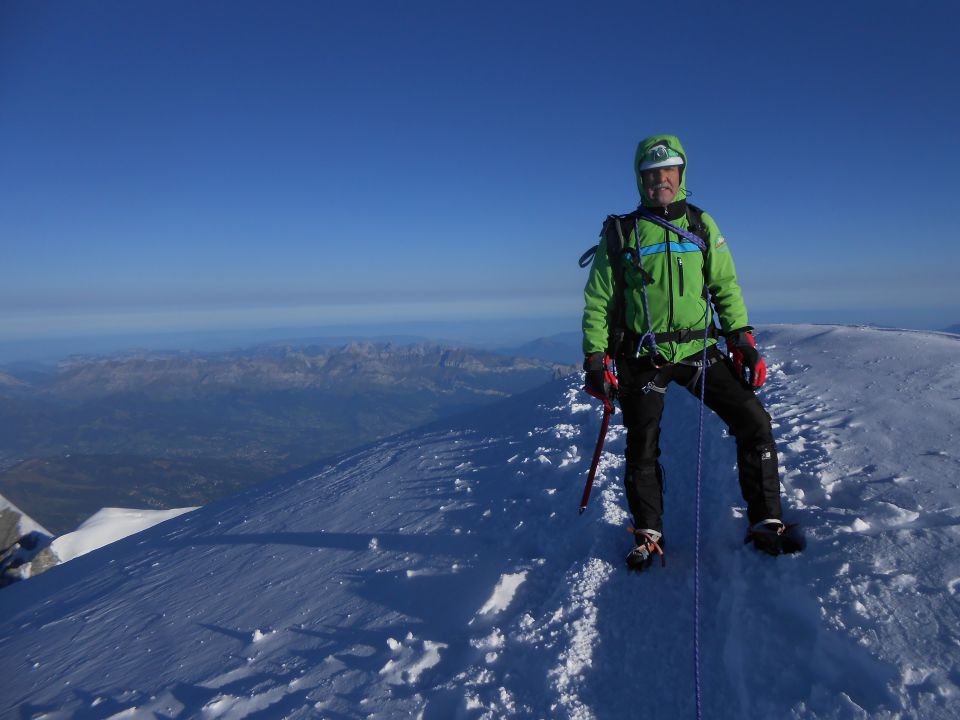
[1,325,959,719]
[50,507,199,563]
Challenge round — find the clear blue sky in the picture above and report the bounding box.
[2,0,958,345]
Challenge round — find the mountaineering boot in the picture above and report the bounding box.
[626,528,665,571]
[745,519,806,555]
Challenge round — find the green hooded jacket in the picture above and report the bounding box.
[582,134,749,362]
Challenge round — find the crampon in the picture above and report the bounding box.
[625,528,665,571]
[744,519,806,555]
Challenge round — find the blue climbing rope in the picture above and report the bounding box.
[632,206,712,718]
[636,205,707,251]
[633,218,659,357]
[693,287,712,720]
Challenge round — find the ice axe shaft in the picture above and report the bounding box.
[579,398,612,514]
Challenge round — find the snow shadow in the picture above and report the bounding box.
[168,530,483,557]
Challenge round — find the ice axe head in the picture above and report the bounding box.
[583,385,614,413]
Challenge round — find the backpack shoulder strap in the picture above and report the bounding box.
[576,213,635,356]
[578,212,632,269]
[602,214,627,274]
[684,203,710,248]
[603,213,636,355]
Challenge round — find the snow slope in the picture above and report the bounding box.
[2,325,959,719]
[50,507,199,564]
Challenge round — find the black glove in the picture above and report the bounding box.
[583,352,618,407]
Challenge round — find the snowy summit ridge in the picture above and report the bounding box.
[2,325,959,719]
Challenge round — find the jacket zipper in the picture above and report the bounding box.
[665,226,674,332]
[677,256,684,296]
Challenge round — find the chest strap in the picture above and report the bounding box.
[625,325,720,351]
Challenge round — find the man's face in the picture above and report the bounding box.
[641,165,682,207]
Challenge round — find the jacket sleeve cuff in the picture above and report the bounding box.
[725,327,755,346]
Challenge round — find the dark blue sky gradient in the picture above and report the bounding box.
[2,0,958,342]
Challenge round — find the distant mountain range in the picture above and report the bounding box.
[0,372,28,389]
[0,341,577,534]
[495,331,581,364]
[941,324,960,335]
[37,341,565,399]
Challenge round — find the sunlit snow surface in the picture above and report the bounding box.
[2,325,959,719]
[51,507,198,564]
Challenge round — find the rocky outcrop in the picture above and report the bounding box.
[0,496,57,586]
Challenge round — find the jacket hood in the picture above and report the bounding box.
[635,134,688,207]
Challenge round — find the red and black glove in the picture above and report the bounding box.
[727,330,767,388]
[583,352,618,409]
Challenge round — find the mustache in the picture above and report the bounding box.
[651,182,673,190]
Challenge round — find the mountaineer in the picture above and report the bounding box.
[581,134,801,570]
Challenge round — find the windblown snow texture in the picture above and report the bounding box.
[2,325,959,719]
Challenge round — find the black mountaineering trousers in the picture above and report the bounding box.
[616,351,783,533]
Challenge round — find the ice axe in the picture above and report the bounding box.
[579,364,618,514]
